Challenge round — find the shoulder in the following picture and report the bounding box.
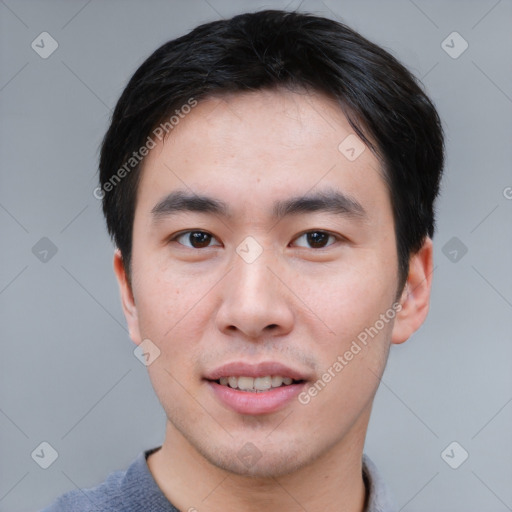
[39,448,168,512]
[39,467,126,511]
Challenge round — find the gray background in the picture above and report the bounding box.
[1,0,511,511]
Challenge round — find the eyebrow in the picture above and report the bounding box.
[150,188,366,221]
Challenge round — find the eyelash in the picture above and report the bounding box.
[169,230,343,250]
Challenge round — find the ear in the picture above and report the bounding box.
[113,249,142,345]
[391,237,434,345]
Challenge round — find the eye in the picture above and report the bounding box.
[292,230,339,249]
[171,230,222,249]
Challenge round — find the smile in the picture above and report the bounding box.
[216,375,301,392]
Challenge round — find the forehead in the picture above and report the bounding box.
[136,89,389,220]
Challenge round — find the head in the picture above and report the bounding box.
[100,10,444,477]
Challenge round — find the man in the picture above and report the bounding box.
[42,9,444,512]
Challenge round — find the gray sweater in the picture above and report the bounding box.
[40,447,396,511]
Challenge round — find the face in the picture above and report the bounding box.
[114,89,432,478]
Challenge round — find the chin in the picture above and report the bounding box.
[212,451,306,479]
[197,438,309,479]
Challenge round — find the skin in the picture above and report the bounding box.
[113,88,433,512]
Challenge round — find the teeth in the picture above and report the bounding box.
[272,375,283,387]
[217,375,297,392]
[237,376,254,391]
[254,376,272,390]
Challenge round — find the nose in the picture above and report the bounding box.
[214,248,295,340]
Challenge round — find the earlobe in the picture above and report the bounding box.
[391,237,434,345]
[113,249,142,345]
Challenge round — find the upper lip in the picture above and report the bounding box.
[204,361,310,381]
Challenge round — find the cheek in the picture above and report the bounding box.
[296,260,396,406]
[134,265,216,366]
[301,317,393,426]
[300,258,397,343]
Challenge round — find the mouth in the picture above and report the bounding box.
[204,361,310,414]
[211,375,305,392]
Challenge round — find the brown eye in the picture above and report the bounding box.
[173,231,221,248]
[293,231,337,249]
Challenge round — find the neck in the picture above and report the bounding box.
[147,415,370,512]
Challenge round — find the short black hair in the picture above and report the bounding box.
[99,9,444,289]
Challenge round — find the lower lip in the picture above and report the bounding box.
[207,380,306,415]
